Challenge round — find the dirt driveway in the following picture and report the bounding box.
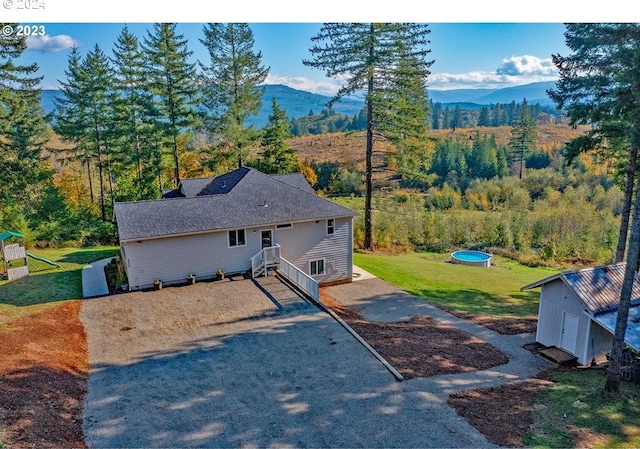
[80,277,494,448]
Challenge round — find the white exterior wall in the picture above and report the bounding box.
[585,320,613,365]
[122,228,262,290]
[121,216,354,291]
[273,217,353,284]
[535,279,600,365]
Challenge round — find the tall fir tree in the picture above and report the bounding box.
[304,23,433,250]
[143,23,200,187]
[254,98,299,174]
[199,23,269,172]
[550,23,640,393]
[0,23,49,210]
[111,25,162,200]
[508,99,537,179]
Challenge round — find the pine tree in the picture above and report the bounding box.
[508,99,537,179]
[304,23,433,250]
[199,23,269,172]
[550,23,640,393]
[111,25,162,200]
[143,23,199,187]
[254,98,299,174]
[0,23,49,209]
[54,46,96,203]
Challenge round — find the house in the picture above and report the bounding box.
[114,166,358,292]
[522,263,640,365]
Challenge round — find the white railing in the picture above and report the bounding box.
[4,243,25,261]
[278,257,319,302]
[251,244,281,278]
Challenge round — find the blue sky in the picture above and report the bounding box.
[7,2,631,94]
[15,22,569,94]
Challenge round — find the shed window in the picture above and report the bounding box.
[310,259,325,276]
[276,223,292,229]
[327,218,335,235]
[228,229,246,247]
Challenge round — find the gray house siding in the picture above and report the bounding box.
[122,229,262,290]
[274,217,353,284]
[535,279,597,365]
[122,217,353,291]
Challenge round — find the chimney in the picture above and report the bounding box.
[238,155,243,169]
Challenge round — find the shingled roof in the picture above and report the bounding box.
[521,263,640,314]
[114,167,357,242]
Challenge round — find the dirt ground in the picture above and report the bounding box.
[2,288,556,448]
[0,301,87,449]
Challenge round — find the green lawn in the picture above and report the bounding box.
[525,370,640,448]
[0,246,118,324]
[353,251,560,319]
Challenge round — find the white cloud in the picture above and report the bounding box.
[27,35,78,53]
[429,55,559,90]
[265,74,343,96]
[496,54,558,77]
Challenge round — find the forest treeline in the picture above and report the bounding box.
[289,100,562,137]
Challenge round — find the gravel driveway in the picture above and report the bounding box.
[81,277,494,448]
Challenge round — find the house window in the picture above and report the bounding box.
[327,218,335,235]
[228,229,246,247]
[276,223,292,229]
[310,259,325,276]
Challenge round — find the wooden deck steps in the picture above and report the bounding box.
[538,346,578,366]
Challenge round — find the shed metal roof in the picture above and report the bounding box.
[522,263,640,314]
[114,167,357,242]
[592,305,640,352]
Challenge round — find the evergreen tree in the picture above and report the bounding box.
[478,106,491,127]
[111,25,162,200]
[0,24,49,210]
[508,99,537,179]
[200,23,269,172]
[451,104,463,131]
[143,23,199,187]
[82,44,116,221]
[54,46,96,203]
[254,98,299,174]
[304,23,433,249]
[549,23,640,393]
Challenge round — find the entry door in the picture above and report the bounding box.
[261,230,273,249]
[560,312,579,354]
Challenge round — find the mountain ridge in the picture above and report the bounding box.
[40,81,559,128]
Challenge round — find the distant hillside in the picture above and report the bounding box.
[41,81,559,128]
[429,81,557,106]
[41,84,365,128]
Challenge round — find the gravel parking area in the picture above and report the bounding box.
[80,277,494,448]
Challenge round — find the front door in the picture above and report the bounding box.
[261,230,273,249]
[560,312,579,355]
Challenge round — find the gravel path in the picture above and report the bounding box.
[81,277,495,448]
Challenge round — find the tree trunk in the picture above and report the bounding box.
[606,140,640,393]
[86,158,95,203]
[363,27,375,251]
[616,145,637,263]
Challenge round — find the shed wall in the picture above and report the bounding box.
[535,279,593,364]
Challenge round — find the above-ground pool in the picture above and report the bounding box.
[451,250,492,268]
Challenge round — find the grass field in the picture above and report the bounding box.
[526,370,640,448]
[353,251,560,319]
[0,246,118,325]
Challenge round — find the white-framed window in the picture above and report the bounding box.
[327,218,335,235]
[276,223,292,229]
[310,259,325,276]
[228,229,246,247]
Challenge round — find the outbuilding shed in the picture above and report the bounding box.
[522,263,640,365]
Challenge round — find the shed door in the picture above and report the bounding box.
[560,312,579,355]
